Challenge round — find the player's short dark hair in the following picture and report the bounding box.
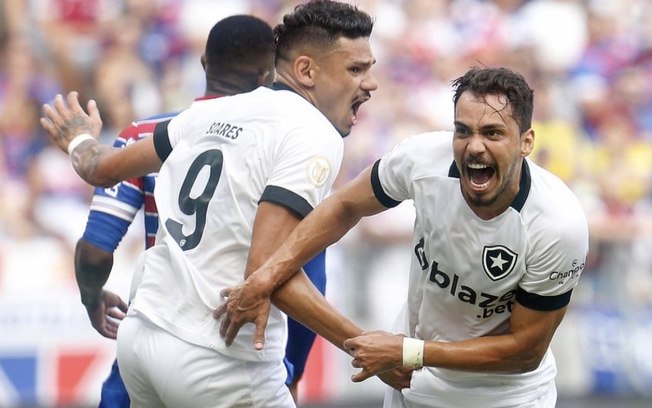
[452,67,534,133]
[204,14,274,75]
[274,0,374,64]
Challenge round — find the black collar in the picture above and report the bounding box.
[272,82,298,94]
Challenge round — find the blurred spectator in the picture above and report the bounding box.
[580,113,652,307]
[0,35,62,239]
[32,0,121,99]
[91,13,162,134]
[25,136,93,253]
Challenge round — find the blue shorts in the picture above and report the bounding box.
[284,251,326,385]
[99,359,129,408]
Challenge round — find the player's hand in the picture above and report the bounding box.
[84,290,128,339]
[214,280,271,350]
[344,330,403,382]
[40,91,102,153]
[377,366,413,390]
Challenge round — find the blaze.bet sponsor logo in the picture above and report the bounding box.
[414,238,516,319]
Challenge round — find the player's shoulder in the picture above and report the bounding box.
[119,111,180,142]
[524,160,587,232]
[384,130,454,172]
[258,86,337,126]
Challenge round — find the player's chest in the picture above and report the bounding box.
[413,189,528,293]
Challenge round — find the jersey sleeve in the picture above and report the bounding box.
[373,131,455,208]
[260,128,343,217]
[153,119,174,161]
[82,124,145,252]
[517,203,589,311]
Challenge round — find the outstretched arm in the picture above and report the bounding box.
[220,199,410,390]
[272,270,412,391]
[40,92,162,187]
[216,165,388,344]
[344,301,567,381]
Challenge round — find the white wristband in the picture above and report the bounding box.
[67,133,95,156]
[402,337,424,368]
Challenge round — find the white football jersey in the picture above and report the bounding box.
[373,131,589,407]
[127,86,344,362]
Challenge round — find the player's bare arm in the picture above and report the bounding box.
[344,301,567,382]
[214,198,412,390]
[274,272,412,391]
[217,200,304,350]
[40,91,162,187]
[215,165,387,343]
[75,239,128,339]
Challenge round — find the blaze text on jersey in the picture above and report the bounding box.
[206,122,243,140]
[414,237,516,319]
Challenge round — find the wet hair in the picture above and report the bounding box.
[451,67,534,133]
[274,0,374,64]
[204,14,274,76]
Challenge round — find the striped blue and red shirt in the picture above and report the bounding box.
[81,111,178,251]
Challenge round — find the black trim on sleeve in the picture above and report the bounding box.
[259,185,313,218]
[153,119,173,162]
[516,287,572,311]
[371,159,401,208]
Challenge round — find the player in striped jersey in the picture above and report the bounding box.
[73,15,277,407]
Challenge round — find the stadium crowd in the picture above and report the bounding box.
[1,0,652,399]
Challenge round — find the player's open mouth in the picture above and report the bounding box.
[351,100,363,119]
[467,163,495,190]
[351,94,370,121]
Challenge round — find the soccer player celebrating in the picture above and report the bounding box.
[217,67,589,408]
[41,1,409,406]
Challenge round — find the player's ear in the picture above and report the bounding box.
[294,55,316,87]
[520,128,534,157]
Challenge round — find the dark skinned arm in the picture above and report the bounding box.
[75,239,128,339]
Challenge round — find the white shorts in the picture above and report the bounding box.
[116,314,295,408]
[383,376,557,408]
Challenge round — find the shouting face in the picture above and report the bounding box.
[308,37,378,136]
[453,91,534,219]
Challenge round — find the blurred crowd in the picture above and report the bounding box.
[1,0,652,319]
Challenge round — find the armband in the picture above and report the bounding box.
[68,133,95,156]
[402,337,424,369]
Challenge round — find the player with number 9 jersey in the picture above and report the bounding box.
[126,84,344,363]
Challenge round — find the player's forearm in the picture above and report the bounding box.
[271,271,362,351]
[422,334,546,374]
[74,240,114,307]
[71,141,161,188]
[252,196,364,297]
[70,142,123,188]
[422,307,564,374]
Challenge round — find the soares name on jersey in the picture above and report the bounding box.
[206,121,243,140]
